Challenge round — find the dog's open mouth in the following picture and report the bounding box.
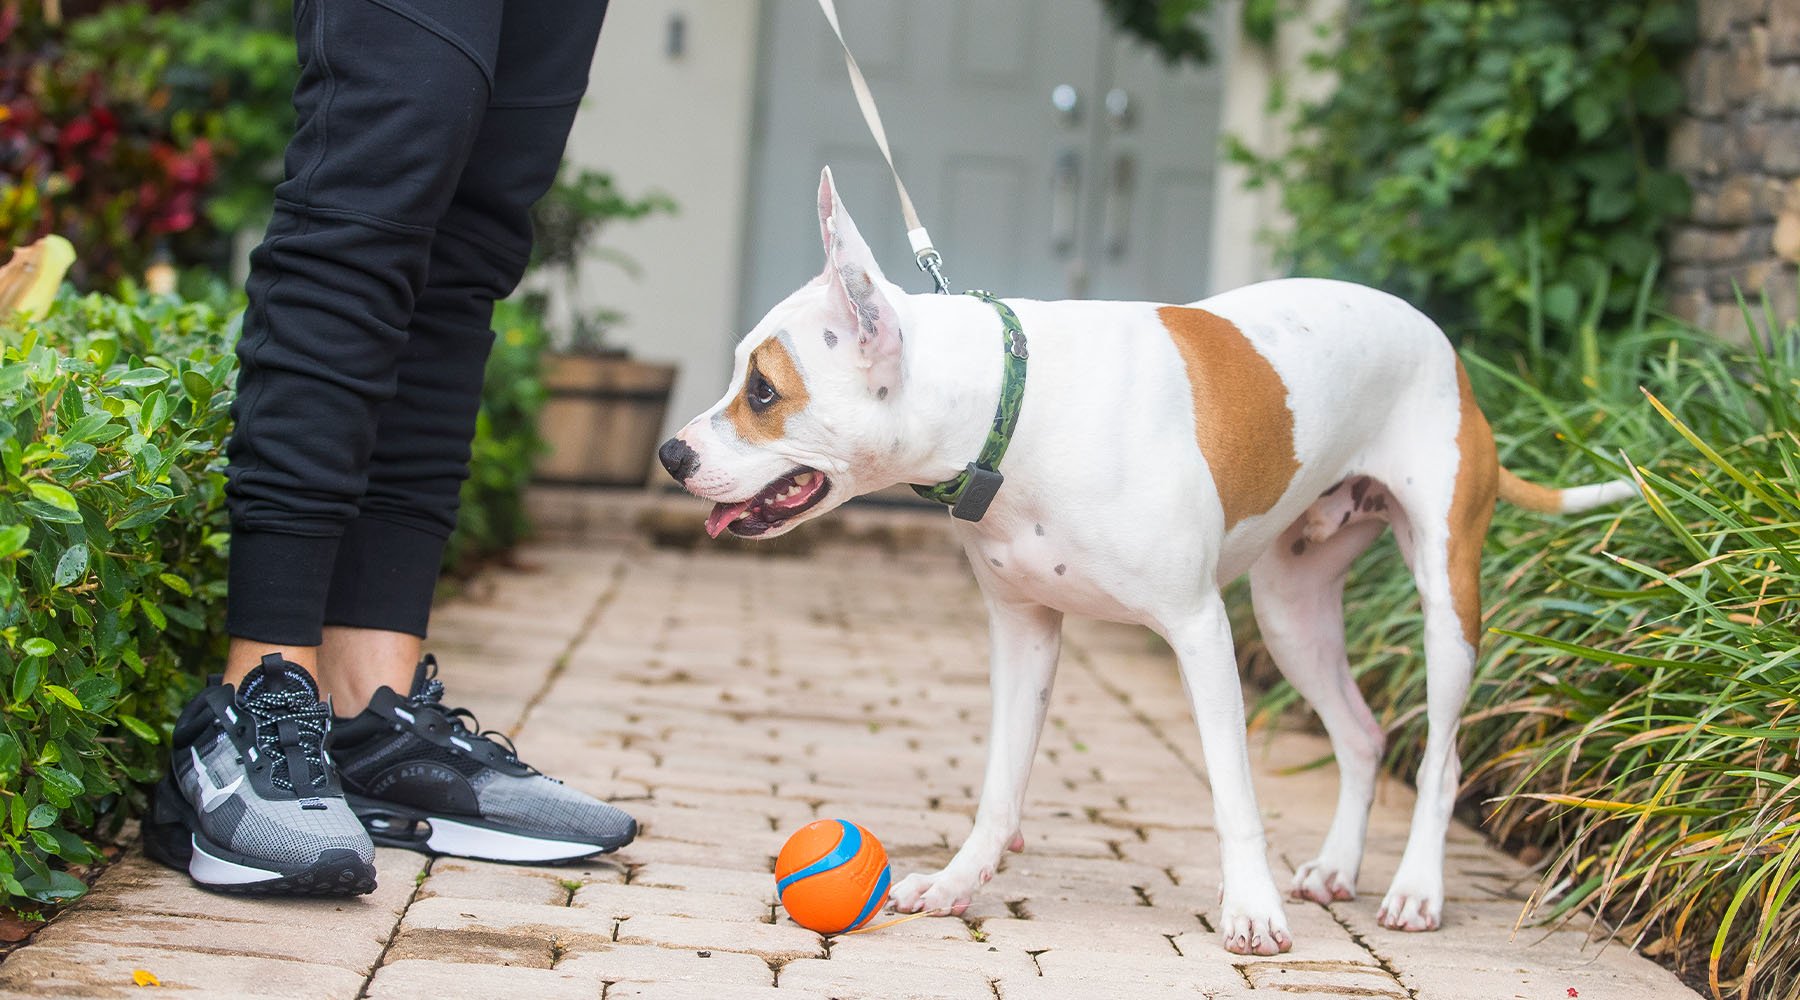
[704,468,832,538]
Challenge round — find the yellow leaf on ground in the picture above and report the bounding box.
[131,969,160,987]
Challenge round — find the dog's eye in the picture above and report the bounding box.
[747,373,779,413]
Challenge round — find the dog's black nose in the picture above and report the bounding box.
[658,437,699,482]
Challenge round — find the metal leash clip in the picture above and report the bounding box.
[915,247,951,296]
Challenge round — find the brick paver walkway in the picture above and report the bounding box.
[0,498,1699,999]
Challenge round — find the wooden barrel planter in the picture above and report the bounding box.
[533,351,678,486]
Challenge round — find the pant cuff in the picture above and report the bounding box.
[321,516,448,638]
[226,530,343,646]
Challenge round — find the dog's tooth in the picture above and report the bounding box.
[796,472,815,487]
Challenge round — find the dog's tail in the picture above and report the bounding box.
[1497,466,1638,515]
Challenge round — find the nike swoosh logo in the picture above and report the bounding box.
[190,746,244,813]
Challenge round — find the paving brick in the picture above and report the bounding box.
[630,862,777,901]
[994,978,1210,999]
[0,941,365,998]
[605,984,829,1000]
[555,945,773,987]
[1239,959,1406,996]
[1336,900,1698,998]
[612,914,823,962]
[627,801,780,848]
[364,959,596,1000]
[1011,898,1203,928]
[1034,949,1246,993]
[613,834,776,872]
[776,957,998,1000]
[390,896,616,967]
[419,858,582,907]
[827,933,1039,978]
[976,916,1197,956]
[570,881,769,921]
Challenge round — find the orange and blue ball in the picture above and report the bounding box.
[775,819,891,934]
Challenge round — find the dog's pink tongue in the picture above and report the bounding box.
[705,500,753,538]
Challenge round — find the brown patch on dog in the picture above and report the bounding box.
[726,337,810,444]
[1160,306,1300,530]
[1447,359,1499,649]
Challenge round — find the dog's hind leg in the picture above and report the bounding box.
[1376,363,1498,932]
[1250,515,1388,906]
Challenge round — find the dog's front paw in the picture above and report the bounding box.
[1376,880,1442,931]
[1218,890,1293,955]
[889,867,981,916]
[1289,857,1357,905]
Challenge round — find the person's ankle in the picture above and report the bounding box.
[222,639,320,688]
[316,625,421,713]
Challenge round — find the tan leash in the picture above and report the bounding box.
[841,908,945,935]
[814,0,952,294]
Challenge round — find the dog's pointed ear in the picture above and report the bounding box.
[816,167,902,398]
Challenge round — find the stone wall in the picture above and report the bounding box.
[1667,0,1800,339]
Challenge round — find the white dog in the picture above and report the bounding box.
[658,169,1633,954]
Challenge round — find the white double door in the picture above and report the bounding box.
[740,0,1229,324]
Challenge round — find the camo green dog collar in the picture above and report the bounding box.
[912,290,1028,522]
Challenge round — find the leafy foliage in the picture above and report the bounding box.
[1098,0,1216,64]
[1,0,296,283]
[1252,288,1800,996]
[529,167,675,353]
[1234,0,1696,346]
[0,288,237,904]
[60,0,297,235]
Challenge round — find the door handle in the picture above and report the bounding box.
[1051,149,1080,256]
[1051,84,1081,128]
[1105,88,1134,130]
[1103,152,1136,259]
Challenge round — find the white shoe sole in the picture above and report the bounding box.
[187,835,285,885]
[423,816,605,863]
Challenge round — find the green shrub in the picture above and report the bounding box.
[0,288,237,905]
[2,0,297,283]
[1235,0,1696,347]
[61,0,299,237]
[1253,291,1799,996]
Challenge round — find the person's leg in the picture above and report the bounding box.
[150,0,514,895]
[222,0,506,687]
[314,0,613,713]
[321,0,635,863]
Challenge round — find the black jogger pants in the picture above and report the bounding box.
[224,0,610,645]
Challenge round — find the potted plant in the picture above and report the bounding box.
[527,167,677,486]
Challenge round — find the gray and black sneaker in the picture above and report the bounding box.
[329,656,636,863]
[144,655,377,895]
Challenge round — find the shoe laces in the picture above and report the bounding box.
[409,667,543,777]
[239,677,332,794]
